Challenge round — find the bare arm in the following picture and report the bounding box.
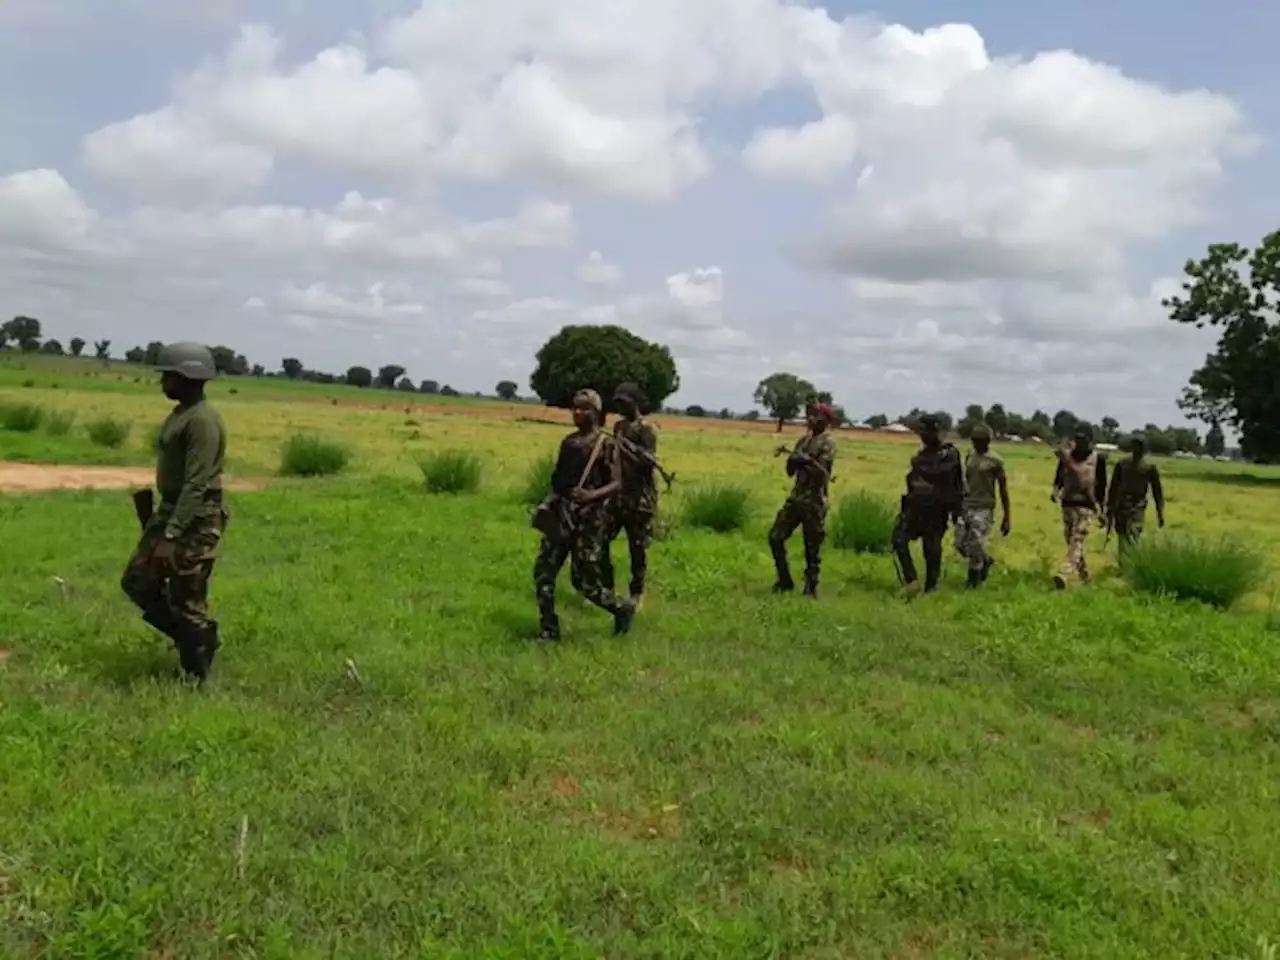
[1151,466,1165,521]
[998,466,1011,521]
[1095,455,1108,508]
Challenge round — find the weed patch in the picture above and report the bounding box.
[85,416,131,448]
[419,449,483,494]
[1123,533,1265,609]
[683,485,751,532]
[0,402,45,432]
[280,433,351,477]
[832,490,897,553]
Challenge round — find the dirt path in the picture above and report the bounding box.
[0,462,260,494]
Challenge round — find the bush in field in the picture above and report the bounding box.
[1122,534,1265,610]
[86,416,131,448]
[518,452,558,506]
[45,410,76,436]
[418,450,483,494]
[280,433,350,477]
[831,491,897,554]
[683,485,751,533]
[1,402,45,432]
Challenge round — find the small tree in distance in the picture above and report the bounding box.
[94,340,110,360]
[282,358,303,380]
[1206,421,1226,457]
[377,365,406,389]
[496,380,518,401]
[69,337,86,357]
[345,366,373,388]
[754,372,817,432]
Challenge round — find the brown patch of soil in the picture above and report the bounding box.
[0,462,261,494]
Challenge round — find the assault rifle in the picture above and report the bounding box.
[612,429,676,491]
[774,435,833,484]
[132,488,154,530]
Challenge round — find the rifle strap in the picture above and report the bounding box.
[574,431,608,493]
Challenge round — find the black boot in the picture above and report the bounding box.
[198,620,221,671]
[537,615,561,643]
[613,600,636,636]
[142,607,180,647]
[980,557,994,582]
[174,628,209,684]
[802,574,818,598]
[966,567,981,589]
[772,579,795,593]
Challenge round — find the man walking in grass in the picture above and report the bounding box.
[1106,432,1165,563]
[120,342,228,684]
[892,413,964,597]
[1051,423,1108,589]
[601,382,659,609]
[769,401,838,597]
[532,389,637,642]
[954,422,1011,588]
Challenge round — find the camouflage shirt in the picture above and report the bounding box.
[155,398,226,539]
[1108,458,1163,516]
[786,431,836,505]
[551,429,620,509]
[903,443,963,513]
[613,416,659,512]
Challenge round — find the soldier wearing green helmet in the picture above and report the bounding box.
[1105,432,1165,561]
[120,341,229,683]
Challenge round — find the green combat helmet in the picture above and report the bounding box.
[155,342,217,381]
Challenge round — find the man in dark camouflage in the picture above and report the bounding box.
[892,413,963,597]
[533,389,637,642]
[121,341,229,683]
[769,402,837,597]
[601,382,659,608]
[1106,432,1165,562]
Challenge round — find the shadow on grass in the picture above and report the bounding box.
[86,639,176,687]
[488,608,540,644]
[1178,469,1280,489]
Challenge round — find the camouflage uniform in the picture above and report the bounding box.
[769,429,836,595]
[120,342,228,681]
[534,411,634,640]
[893,440,963,593]
[601,416,659,599]
[1107,455,1164,561]
[955,447,1006,579]
[1052,444,1107,587]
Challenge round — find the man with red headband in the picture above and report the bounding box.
[768,400,838,597]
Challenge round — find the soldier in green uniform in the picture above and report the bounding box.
[532,389,637,642]
[1051,423,1108,589]
[769,402,837,597]
[892,413,963,597]
[120,342,229,683]
[601,382,659,608]
[1105,432,1165,561]
[954,422,1011,587]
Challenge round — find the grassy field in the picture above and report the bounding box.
[1,354,1279,958]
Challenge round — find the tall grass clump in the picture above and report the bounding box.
[517,451,558,506]
[831,490,897,554]
[85,415,131,448]
[279,432,350,477]
[682,485,751,533]
[418,450,483,494]
[45,410,76,436]
[1123,533,1265,610]
[0,401,45,432]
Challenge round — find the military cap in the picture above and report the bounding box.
[573,388,603,412]
[1074,422,1094,440]
[918,413,940,430]
[971,422,993,440]
[613,381,644,402]
[155,342,217,381]
[1129,432,1147,448]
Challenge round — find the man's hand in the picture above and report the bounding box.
[152,538,177,570]
[1000,514,1011,537]
[1049,488,1061,504]
[570,488,596,505]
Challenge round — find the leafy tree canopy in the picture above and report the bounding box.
[530,324,679,413]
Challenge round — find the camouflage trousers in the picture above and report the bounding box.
[1113,509,1145,562]
[600,500,655,599]
[536,505,629,633]
[892,505,949,591]
[953,507,994,571]
[1058,505,1095,584]
[769,496,827,589]
[121,510,227,675]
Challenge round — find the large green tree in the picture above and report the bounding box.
[753,372,817,432]
[530,324,679,413]
[3,316,41,351]
[1164,230,1280,462]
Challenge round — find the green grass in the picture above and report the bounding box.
[85,415,132,448]
[1123,533,1267,609]
[418,449,484,494]
[682,484,751,532]
[279,432,351,477]
[831,489,898,554]
[2,354,1280,957]
[1,401,45,432]
[45,409,76,436]
[518,451,558,506]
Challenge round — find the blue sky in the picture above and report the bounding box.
[0,0,1273,430]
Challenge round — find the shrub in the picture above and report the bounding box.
[280,433,350,477]
[518,452,558,506]
[683,485,751,533]
[419,450,483,494]
[831,491,897,554]
[86,416,132,448]
[1,402,45,432]
[45,410,76,436]
[1122,534,1265,610]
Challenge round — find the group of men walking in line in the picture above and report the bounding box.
[121,344,1171,681]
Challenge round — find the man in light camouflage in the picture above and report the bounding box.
[532,389,637,642]
[1106,432,1165,562]
[1051,423,1108,589]
[769,402,837,597]
[954,422,1011,588]
[121,342,229,683]
[600,382,659,608]
[893,413,963,597]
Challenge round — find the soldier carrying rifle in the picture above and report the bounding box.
[768,401,838,597]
